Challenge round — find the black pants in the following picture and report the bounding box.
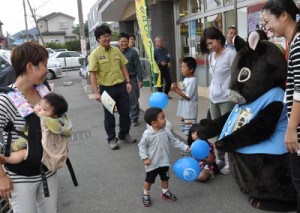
[157,65,171,95]
[99,83,130,141]
[290,153,300,212]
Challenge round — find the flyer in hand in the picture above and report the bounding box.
[101,91,116,114]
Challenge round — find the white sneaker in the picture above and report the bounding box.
[220,164,230,175]
[216,160,225,169]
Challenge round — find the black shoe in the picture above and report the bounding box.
[131,121,139,127]
[160,191,177,201]
[142,194,151,207]
[119,134,137,143]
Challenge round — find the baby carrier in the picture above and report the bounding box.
[0,85,78,197]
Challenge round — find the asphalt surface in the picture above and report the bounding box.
[50,70,290,213]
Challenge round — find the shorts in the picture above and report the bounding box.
[145,166,170,184]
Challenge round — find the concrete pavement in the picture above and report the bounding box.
[50,71,285,213]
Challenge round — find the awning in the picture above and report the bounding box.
[98,0,134,22]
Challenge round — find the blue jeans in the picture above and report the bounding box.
[129,77,140,122]
[99,83,130,141]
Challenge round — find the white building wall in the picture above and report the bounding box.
[88,0,103,51]
[38,20,48,33]
[47,15,75,36]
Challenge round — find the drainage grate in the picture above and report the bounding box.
[69,131,91,142]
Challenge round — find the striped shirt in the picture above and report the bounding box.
[286,34,300,140]
[0,85,55,183]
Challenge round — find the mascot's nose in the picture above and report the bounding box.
[228,89,246,104]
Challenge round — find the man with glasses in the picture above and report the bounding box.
[89,24,136,150]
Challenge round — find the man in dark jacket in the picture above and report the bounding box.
[119,32,144,126]
[154,36,172,99]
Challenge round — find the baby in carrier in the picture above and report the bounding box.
[0,92,73,171]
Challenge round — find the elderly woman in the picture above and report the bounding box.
[0,42,58,213]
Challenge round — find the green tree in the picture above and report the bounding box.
[72,21,89,38]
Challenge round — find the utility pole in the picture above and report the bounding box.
[26,0,45,45]
[23,0,29,41]
[234,0,237,27]
[77,0,87,56]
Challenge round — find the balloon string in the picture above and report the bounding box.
[180,152,192,157]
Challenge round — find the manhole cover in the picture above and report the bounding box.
[69,131,91,141]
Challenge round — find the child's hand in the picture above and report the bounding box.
[143,158,151,166]
[0,155,6,164]
[186,147,191,153]
[171,82,177,91]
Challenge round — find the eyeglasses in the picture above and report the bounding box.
[100,34,111,39]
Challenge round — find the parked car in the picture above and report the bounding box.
[0,50,62,80]
[48,51,85,70]
[0,54,15,86]
[0,50,11,62]
[78,58,89,79]
[110,41,119,47]
[54,49,68,52]
[47,60,62,80]
[46,48,55,56]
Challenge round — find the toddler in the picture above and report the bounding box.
[187,123,220,182]
[138,107,191,207]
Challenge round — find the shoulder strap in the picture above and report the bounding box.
[0,87,15,157]
[66,158,78,187]
[0,87,14,94]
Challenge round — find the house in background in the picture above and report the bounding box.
[36,12,78,44]
[0,21,6,49]
[12,27,38,46]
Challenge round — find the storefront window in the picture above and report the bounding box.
[224,0,234,5]
[191,0,203,13]
[225,10,235,30]
[180,22,189,59]
[178,0,188,18]
[179,19,208,86]
[237,7,248,39]
[207,13,222,30]
[206,0,221,11]
[194,19,208,86]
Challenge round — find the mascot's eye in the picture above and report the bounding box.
[238,67,251,82]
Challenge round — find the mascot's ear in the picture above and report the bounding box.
[248,31,260,51]
[233,35,247,52]
[255,30,268,41]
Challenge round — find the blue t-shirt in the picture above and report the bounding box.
[219,87,288,155]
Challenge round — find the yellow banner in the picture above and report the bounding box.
[135,0,161,88]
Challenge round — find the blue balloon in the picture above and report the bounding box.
[191,140,210,160]
[148,92,168,109]
[173,157,201,182]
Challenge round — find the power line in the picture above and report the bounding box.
[35,0,51,10]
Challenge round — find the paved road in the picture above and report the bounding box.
[50,70,287,213]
